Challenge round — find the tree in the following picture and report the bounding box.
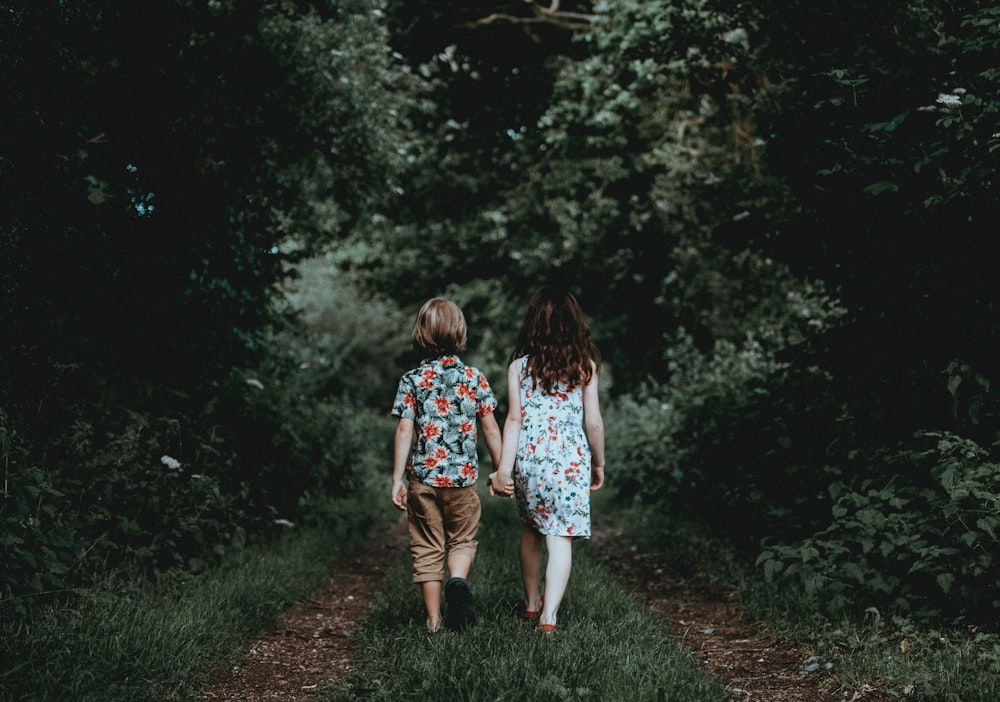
[0,0,415,600]
[740,0,1000,444]
[361,0,831,386]
[1,0,409,387]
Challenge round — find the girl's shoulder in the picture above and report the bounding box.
[509,355,528,374]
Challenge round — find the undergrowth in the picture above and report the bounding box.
[608,496,1000,702]
[0,488,392,702]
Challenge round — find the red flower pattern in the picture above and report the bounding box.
[391,356,496,488]
[434,397,452,415]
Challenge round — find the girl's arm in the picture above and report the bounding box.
[391,417,414,510]
[582,360,606,490]
[489,359,523,497]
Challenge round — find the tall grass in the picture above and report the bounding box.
[0,490,393,702]
[326,487,729,701]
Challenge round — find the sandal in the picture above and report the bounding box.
[535,623,557,637]
[519,596,543,621]
[519,606,541,621]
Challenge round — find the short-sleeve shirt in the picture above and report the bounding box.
[391,355,497,488]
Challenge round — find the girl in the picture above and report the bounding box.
[391,298,502,632]
[490,287,606,635]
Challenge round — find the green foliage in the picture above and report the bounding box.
[0,410,81,603]
[351,0,785,388]
[1,371,259,610]
[0,489,391,702]
[606,497,1000,702]
[757,432,1000,624]
[1,0,410,383]
[1,281,403,609]
[1,0,411,613]
[609,271,846,533]
[583,0,1000,630]
[743,0,1000,442]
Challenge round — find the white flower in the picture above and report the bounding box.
[936,94,961,106]
[160,455,182,470]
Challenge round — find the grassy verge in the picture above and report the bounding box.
[325,486,730,702]
[605,497,1000,702]
[0,489,394,702]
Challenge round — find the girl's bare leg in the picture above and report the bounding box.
[539,535,572,627]
[519,524,544,612]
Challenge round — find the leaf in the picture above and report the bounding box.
[947,373,962,398]
[975,518,997,540]
[863,181,899,195]
[936,572,955,594]
[85,175,113,205]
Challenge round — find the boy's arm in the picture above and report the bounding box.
[481,411,506,497]
[391,418,414,510]
[479,411,502,468]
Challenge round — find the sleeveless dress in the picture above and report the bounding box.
[512,356,592,539]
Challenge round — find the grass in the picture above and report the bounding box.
[0,489,395,702]
[325,486,730,702]
[9,473,994,702]
[606,497,1000,702]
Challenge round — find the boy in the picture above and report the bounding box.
[390,298,502,632]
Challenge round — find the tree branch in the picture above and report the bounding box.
[461,2,595,32]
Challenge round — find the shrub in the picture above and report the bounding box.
[609,271,846,545]
[0,409,81,610]
[0,351,394,614]
[756,431,1000,624]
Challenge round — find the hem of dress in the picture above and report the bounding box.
[520,519,591,541]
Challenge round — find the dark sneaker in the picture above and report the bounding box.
[444,577,477,631]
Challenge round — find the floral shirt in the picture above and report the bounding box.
[391,355,497,488]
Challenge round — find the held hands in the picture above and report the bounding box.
[390,479,407,511]
[488,471,514,498]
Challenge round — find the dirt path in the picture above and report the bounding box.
[197,517,408,702]
[197,515,889,702]
[587,522,892,702]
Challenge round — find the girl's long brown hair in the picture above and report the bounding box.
[510,287,599,394]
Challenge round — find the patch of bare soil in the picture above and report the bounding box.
[198,515,892,702]
[197,517,408,702]
[588,522,893,702]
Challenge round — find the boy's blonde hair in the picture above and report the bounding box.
[412,298,467,357]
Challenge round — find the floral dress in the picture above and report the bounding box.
[512,356,592,539]
[391,355,496,488]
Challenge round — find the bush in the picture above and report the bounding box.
[0,409,81,606]
[1,259,409,614]
[756,431,1000,624]
[610,270,845,545]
